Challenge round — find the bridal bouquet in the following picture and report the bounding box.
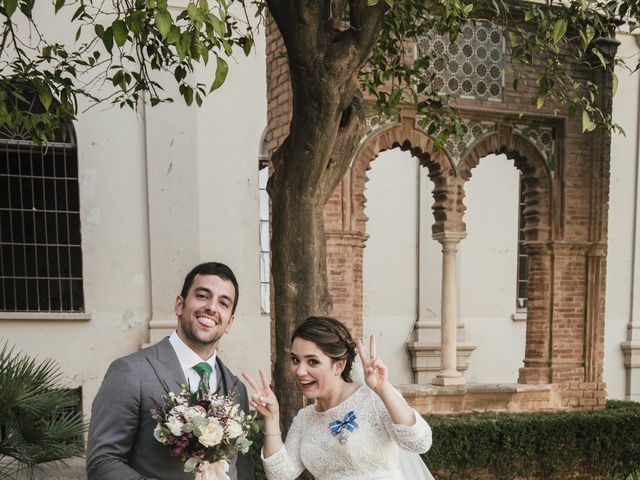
[152,384,258,479]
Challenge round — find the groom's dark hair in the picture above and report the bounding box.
[180,262,239,314]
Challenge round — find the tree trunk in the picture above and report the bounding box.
[265,0,388,448]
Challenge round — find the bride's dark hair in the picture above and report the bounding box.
[291,316,358,382]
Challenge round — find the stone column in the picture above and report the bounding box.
[432,231,466,386]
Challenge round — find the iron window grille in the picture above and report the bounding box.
[0,118,84,312]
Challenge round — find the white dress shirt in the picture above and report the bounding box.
[168,331,218,393]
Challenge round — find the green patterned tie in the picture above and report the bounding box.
[193,362,213,394]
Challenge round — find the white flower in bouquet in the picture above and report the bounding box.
[153,423,170,444]
[171,404,188,416]
[226,419,244,439]
[166,415,185,436]
[184,405,207,422]
[195,416,224,448]
[234,436,252,455]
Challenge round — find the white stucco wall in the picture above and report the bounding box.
[604,32,640,400]
[363,149,527,385]
[0,4,269,414]
[460,154,526,383]
[363,149,419,385]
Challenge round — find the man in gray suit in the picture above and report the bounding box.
[87,262,254,479]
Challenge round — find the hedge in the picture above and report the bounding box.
[423,400,640,480]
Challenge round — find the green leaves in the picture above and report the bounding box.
[426,401,640,479]
[552,19,567,44]
[0,0,256,127]
[112,19,128,47]
[582,110,596,132]
[580,25,595,51]
[3,0,18,17]
[210,55,228,92]
[592,48,608,69]
[128,10,146,35]
[95,24,114,53]
[388,87,402,108]
[180,84,194,105]
[35,81,53,111]
[208,13,225,37]
[54,0,65,14]
[155,9,172,38]
[0,342,88,477]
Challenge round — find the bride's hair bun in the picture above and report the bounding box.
[292,316,357,383]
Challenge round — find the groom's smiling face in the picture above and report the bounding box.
[175,273,236,359]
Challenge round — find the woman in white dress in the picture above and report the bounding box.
[242,316,434,480]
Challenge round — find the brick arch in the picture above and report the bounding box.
[456,128,556,386]
[457,129,553,241]
[350,117,460,237]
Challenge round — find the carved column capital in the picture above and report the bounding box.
[433,231,467,246]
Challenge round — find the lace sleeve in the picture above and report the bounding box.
[374,387,433,454]
[262,411,305,480]
[392,410,433,453]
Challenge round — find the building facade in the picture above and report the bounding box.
[1,6,639,440]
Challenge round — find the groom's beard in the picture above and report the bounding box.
[177,309,226,354]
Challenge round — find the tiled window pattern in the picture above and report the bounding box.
[416,22,505,101]
[0,132,84,312]
[514,124,556,172]
[358,112,401,148]
[443,120,496,165]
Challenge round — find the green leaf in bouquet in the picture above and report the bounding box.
[184,456,200,472]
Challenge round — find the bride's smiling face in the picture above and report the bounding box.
[290,337,345,402]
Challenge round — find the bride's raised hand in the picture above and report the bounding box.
[242,369,279,420]
[356,335,390,394]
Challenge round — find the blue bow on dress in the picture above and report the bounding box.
[329,410,359,436]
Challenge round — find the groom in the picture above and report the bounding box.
[87,262,254,479]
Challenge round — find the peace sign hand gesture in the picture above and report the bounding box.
[241,369,280,421]
[357,335,390,395]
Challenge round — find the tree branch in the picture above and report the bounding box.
[349,0,389,65]
[267,0,323,65]
[319,92,367,203]
[330,0,349,30]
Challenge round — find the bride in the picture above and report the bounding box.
[243,316,434,479]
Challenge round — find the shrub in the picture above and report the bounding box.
[0,342,87,478]
[422,401,640,480]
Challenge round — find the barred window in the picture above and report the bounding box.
[259,165,270,314]
[516,174,528,312]
[0,122,84,312]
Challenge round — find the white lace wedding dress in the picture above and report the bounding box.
[262,384,434,480]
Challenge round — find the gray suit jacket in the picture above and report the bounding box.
[86,338,254,480]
